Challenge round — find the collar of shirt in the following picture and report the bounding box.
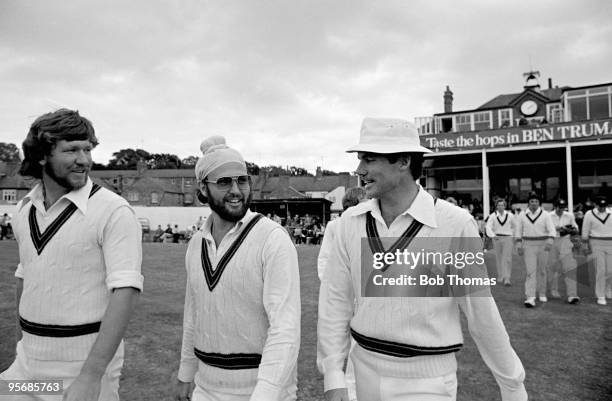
[526,207,542,217]
[593,208,610,218]
[201,208,255,249]
[496,211,507,218]
[349,186,438,228]
[19,178,93,215]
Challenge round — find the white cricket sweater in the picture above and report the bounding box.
[179,210,300,401]
[13,179,143,361]
[318,188,527,401]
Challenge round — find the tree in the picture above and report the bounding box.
[107,148,151,170]
[181,155,199,169]
[0,142,21,163]
[289,166,311,176]
[322,169,338,176]
[148,153,181,169]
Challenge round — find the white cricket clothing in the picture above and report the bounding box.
[9,179,143,362]
[548,211,578,297]
[317,188,527,401]
[515,208,555,298]
[0,340,124,401]
[485,211,515,237]
[179,210,300,401]
[486,211,516,282]
[582,209,612,298]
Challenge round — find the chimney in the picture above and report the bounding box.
[548,78,553,89]
[444,86,453,113]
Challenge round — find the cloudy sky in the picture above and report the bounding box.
[1,0,611,173]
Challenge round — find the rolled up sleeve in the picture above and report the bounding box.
[15,262,24,279]
[250,228,301,401]
[102,205,144,292]
[317,217,354,392]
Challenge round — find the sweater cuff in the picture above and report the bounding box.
[15,263,24,279]
[500,384,528,401]
[324,370,347,392]
[177,360,198,383]
[250,379,281,401]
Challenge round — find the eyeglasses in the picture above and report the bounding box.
[204,175,250,189]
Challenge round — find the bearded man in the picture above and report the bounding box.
[174,136,300,401]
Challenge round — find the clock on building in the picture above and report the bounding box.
[520,100,538,116]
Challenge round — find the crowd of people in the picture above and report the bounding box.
[483,193,612,307]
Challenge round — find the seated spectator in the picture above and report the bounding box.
[293,225,305,245]
[153,225,164,242]
[164,224,173,242]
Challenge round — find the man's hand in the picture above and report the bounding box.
[63,373,101,401]
[582,242,591,255]
[544,243,551,252]
[517,247,524,256]
[174,379,193,401]
[324,388,349,401]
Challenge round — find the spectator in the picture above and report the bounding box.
[153,225,164,242]
[0,213,9,240]
[172,224,180,243]
[164,224,173,242]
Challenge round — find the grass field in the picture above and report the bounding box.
[1,240,612,400]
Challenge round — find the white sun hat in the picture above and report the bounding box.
[346,117,432,154]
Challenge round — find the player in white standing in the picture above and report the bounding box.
[514,193,556,307]
[485,199,516,286]
[548,199,580,304]
[317,118,526,401]
[581,196,612,305]
[174,136,300,401]
[0,109,143,401]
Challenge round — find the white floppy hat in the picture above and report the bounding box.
[346,117,432,154]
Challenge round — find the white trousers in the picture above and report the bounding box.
[0,340,124,401]
[547,237,578,297]
[590,240,612,299]
[493,236,514,282]
[522,241,549,298]
[191,369,297,401]
[350,345,457,401]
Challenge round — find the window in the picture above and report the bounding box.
[547,104,563,123]
[499,109,512,127]
[473,111,491,131]
[127,191,139,202]
[565,86,611,121]
[589,94,609,120]
[151,192,159,204]
[455,114,471,132]
[568,98,587,121]
[2,189,17,203]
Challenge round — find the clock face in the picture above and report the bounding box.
[520,100,538,116]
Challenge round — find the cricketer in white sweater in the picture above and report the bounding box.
[318,188,527,401]
[178,210,300,401]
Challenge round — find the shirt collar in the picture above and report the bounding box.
[527,207,541,216]
[349,186,438,228]
[201,208,254,239]
[496,210,507,217]
[19,178,93,214]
